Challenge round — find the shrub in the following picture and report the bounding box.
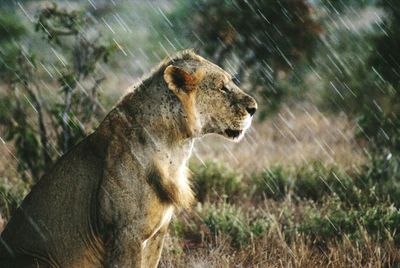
[170,214,204,246]
[294,163,329,201]
[354,153,400,207]
[0,185,26,220]
[191,161,243,203]
[252,162,359,204]
[299,199,357,243]
[171,202,270,249]
[294,162,357,204]
[299,197,400,246]
[202,203,270,249]
[0,4,115,182]
[169,0,320,117]
[251,165,293,201]
[0,10,26,77]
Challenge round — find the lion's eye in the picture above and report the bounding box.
[221,86,230,93]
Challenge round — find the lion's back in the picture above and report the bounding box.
[0,134,106,267]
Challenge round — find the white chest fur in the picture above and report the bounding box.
[142,206,174,248]
[156,140,193,196]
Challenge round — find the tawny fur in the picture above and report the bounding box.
[0,50,257,267]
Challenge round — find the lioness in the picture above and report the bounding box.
[0,50,257,267]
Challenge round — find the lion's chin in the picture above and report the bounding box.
[223,125,251,141]
[224,128,244,141]
[223,115,253,142]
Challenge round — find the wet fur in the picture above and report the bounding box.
[0,50,257,267]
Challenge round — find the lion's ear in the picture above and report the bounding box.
[164,65,203,94]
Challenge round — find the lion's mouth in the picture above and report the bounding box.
[224,128,243,139]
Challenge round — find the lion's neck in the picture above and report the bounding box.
[149,138,195,208]
[96,85,195,208]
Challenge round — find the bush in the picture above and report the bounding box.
[0,4,115,182]
[191,161,243,203]
[357,109,400,155]
[251,160,400,208]
[251,165,293,201]
[299,197,400,246]
[0,185,26,220]
[0,10,26,78]
[168,0,320,117]
[294,162,356,204]
[354,153,400,207]
[170,214,204,246]
[171,203,270,249]
[252,162,359,204]
[203,203,270,249]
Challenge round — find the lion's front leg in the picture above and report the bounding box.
[99,176,149,268]
[104,226,143,268]
[141,225,168,268]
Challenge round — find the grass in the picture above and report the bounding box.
[161,231,399,267]
[193,103,365,173]
[160,155,400,267]
[173,202,270,249]
[162,199,400,267]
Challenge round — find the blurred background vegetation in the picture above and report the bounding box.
[0,0,399,266]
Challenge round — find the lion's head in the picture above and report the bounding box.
[163,51,257,141]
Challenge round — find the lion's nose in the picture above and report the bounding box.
[246,107,257,116]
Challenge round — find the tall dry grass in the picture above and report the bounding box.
[194,103,364,174]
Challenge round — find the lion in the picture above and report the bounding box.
[0,50,257,267]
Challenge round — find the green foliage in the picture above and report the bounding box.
[251,160,400,208]
[299,197,400,245]
[252,162,359,204]
[354,153,400,207]
[256,71,309,119]
[316,0,400,158]
[170,0,320,116]
[171,203,270,249]
[294,162,356,203]
[0,185,26,220]
[313,1,381,115]
[0,10,26,79]
[0,12,26,41]
[0,94,46,182]
[369,0,400,88]
[358,0,400,159]
[0,5,115,182]
[6,113,43,181]
[170,215,204,245]
[185,0,319,69]
[357,109,400,154]
[251,165,292,200]
[203,203,269,248]
[35,3,83,45]
[319,0,376,13]
[191,161,243,203]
